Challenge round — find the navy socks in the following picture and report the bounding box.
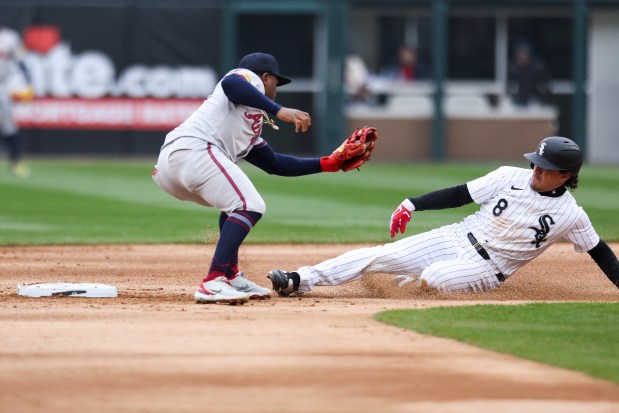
[205,210,262,281]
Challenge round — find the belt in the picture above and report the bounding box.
[467,232,505,282]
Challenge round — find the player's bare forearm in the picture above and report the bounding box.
[276,107,311,133]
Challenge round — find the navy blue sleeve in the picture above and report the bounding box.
[588,240,619,288]
[221,74,282,115]
[409,184,474,211]
[244,142,322,176]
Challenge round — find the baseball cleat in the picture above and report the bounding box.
[8,162,30,178]
[267,270,301,297]
[229,272,271,299]
[194,276,249,305]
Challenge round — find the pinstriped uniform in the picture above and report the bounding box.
[153,69,268,214]
[296,166,599,293]
[465,166,599,276]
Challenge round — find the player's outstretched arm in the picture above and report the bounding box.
[244,143,322,177]
[588,240,619,288]
[389,185,475,238]
[245,127,377,175]
[276,107,311,133]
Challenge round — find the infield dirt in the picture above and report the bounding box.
[1,243,618,413]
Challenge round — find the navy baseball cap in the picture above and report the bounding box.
[238,52,291,86]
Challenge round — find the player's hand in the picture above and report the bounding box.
[390,198,414,238]
[392,275,417,287]
[276,107,311,133]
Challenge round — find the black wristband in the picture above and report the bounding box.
[410,184,474,211]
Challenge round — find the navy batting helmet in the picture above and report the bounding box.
[524,136,582,176]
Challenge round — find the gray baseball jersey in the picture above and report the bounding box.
[153,68,268,214]
[294,166,599,293]
[161,68,265,162]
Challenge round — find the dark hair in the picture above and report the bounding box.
[565,174,579,191]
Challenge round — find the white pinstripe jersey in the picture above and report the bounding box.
[162,68,265,162]
[463,166,599,276]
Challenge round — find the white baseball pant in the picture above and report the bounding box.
[152,137,266,215]
[296,223,503,293]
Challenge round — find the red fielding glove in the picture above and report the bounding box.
[320,141,366,172]
[390,198,414,238]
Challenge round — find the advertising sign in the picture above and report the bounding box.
[6,4,221,131]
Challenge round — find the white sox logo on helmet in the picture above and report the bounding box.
[538,142,546,156]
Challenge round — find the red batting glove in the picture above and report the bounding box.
[390,199,414,238]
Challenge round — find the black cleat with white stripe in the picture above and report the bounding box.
[267,270,301,297]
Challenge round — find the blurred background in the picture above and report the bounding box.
[1,0,618,166]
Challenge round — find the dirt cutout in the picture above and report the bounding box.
[1,243,618,413]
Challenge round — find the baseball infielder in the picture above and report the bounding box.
[153,52,374,304]
[268,137,619,295]
[0,26,33,177]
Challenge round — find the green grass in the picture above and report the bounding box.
[375,302,619,384]
[1,159,619,244]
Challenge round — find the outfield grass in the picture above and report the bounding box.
[375,302,619,384]
[1,159,619,245]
